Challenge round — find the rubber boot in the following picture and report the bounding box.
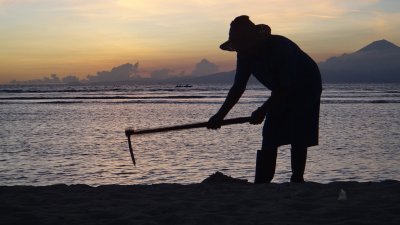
[290,146,307,183]
[254,149,277,184]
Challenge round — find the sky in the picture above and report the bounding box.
[1,0,399,83]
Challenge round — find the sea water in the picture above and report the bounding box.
[0,83,399,185]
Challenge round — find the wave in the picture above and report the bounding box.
[0,86,227,94]
[1,99,399,105]
[38,101,86,104]
[322,99,400,104]
[0,100,227,105]
[0,88,205,93]
[0,95,222,100]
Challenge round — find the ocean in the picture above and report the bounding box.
[0,83,399,185]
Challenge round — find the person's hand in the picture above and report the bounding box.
[250,107,265,125]
[207,113,224,129]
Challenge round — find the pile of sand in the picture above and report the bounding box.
[201,171,249,184]
[1,173,399,225]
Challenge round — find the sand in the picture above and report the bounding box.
[1,172,399,225]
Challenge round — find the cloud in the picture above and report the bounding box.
[86,62,139,83]
[46,74,60,83]
[10,74,62,85]
[150,68,174,79]
[191,59,218,76]
[9,73,83,85]
[62,75,80,84]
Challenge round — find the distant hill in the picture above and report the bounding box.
[174,70,262,85]
[319,39,400,83]
[177,39,400,84]
[184,71,235,84]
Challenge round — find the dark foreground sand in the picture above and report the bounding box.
[1,173,399,225]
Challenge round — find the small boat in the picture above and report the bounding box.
[175,84,192,88]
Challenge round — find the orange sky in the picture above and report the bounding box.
[1,0,399,83]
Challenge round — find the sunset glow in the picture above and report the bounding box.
[1,0,399,83]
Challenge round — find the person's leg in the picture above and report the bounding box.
[254,147,278,184]
[290,145,307,183]
[256,111,286,184]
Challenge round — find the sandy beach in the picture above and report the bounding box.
[0,172,399,225]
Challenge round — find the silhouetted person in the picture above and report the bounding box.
[207,15,322,183]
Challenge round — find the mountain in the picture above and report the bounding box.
[185,70,235,83]
[177,39,400,84]
[356,39,399,53]
[319,39,400,83]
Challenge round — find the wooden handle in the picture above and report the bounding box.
[125,116,251,166]
[125,116,251,136]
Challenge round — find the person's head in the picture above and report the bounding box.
[220,15,271,52]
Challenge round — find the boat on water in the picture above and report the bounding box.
[175,84,192,88]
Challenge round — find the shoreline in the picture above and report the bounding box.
[1,178,399,225]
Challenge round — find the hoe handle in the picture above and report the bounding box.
[125,117,251,136]
[125,117,251,166]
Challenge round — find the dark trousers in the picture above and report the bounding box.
[254,145,307,183]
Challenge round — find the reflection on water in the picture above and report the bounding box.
[0,83,399,185]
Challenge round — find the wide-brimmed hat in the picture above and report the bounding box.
[220,15,271,51]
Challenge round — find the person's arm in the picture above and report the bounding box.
[208,54,251,129]
[213,82,246,117]
[250,88,289,124]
